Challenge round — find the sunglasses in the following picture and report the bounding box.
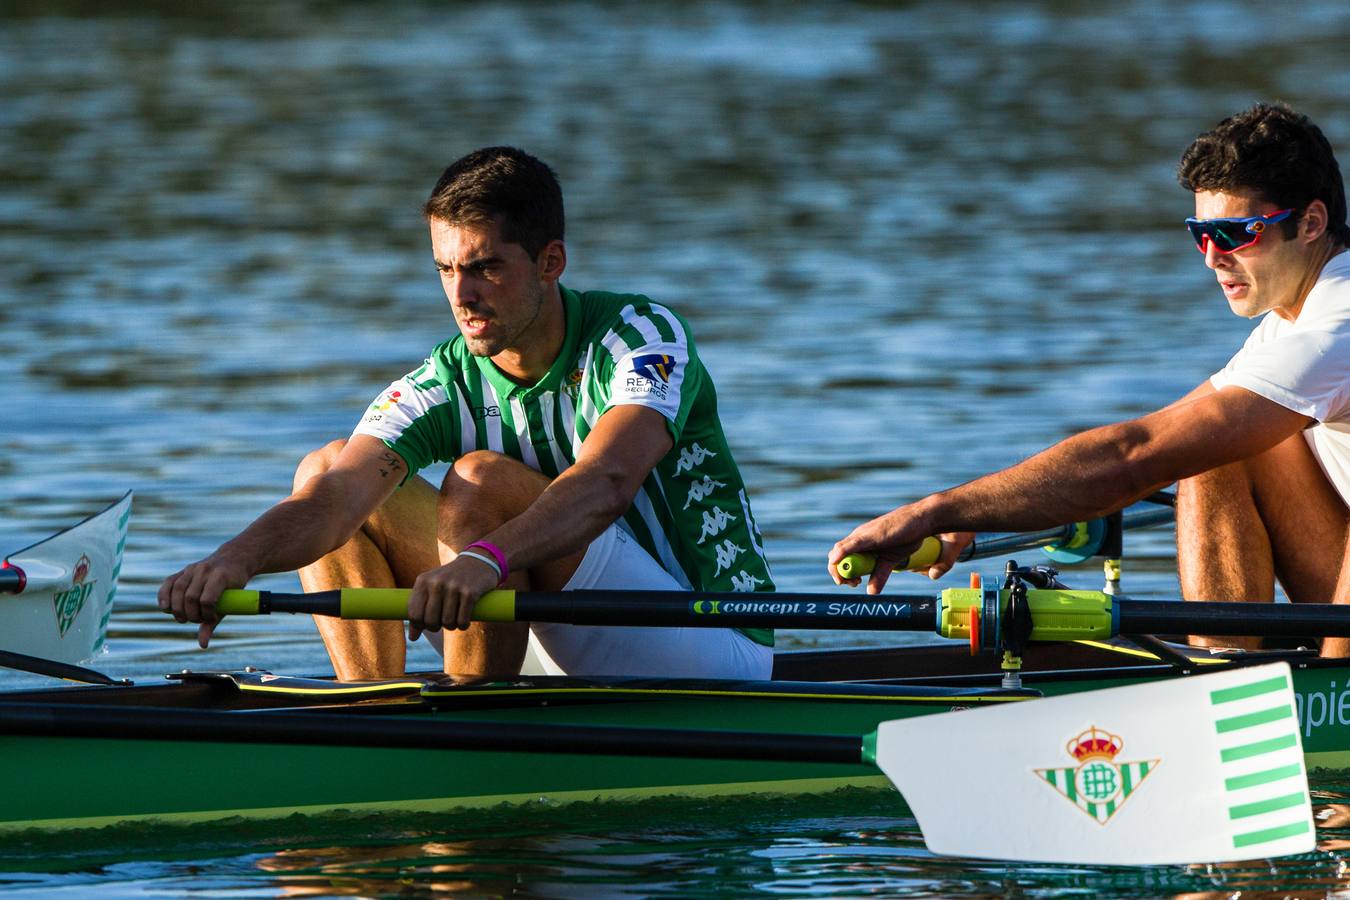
[1185,208,1295,253]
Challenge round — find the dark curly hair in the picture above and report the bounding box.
[424,147,564,260]
[1178,103,1349,247]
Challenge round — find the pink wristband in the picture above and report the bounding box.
[463,540,509,586]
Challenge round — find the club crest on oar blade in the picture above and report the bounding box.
[51,554,95,638]
[1035,725,1160,825]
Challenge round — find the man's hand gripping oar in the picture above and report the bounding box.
[828,501,974,592]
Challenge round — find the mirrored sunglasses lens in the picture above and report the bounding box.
[1187,220,1209,249]
[1210,221,1256,251]
[1188,219,1256,252]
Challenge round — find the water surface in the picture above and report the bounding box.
[3,0,1349,894]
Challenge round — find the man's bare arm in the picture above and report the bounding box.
[931,386,1310,530]
[483,404,674,570]
[404,405,674,634]
[158,435,406,645]
[831,386,1314,592]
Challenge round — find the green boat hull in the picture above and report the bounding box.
[3,641,1348,831]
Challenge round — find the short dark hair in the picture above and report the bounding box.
[423,147,565,259]
[1178,103,1350,247]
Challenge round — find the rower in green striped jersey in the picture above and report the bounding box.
[160,146,774,680]
[355,285,776,645]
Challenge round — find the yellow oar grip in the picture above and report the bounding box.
[469,589,517,622]
[337,588,412,619]
[334,588,518,620]
[836,537,943,579]
[215,588,518,621]
[217,590,260,615]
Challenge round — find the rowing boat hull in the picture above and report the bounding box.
[2,681,948,831]
[3,641,1347,832]
[9,729,888,831]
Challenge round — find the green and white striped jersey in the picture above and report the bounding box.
[353,287,774,646]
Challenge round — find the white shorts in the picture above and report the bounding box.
[430,523,773,680]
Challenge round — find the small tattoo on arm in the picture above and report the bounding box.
[377,452,403,479]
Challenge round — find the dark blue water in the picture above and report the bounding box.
[3,0,1350,894]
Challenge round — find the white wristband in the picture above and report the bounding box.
[457,549,503,582]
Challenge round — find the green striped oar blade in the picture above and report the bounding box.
[1210,670,1312,853]
[872,662,1312,865]
[0,491,132,664]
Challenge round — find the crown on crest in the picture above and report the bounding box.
[1066,725,1122,762]
[72,554,91,585]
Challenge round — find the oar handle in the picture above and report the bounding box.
[834,507,1177,580]
[0,564,25,594]
[217,588,945,631]
[836,538,943,580]
[218,588,514,620]
[211,587,1350,638]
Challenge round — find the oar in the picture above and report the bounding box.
[214,584,1350,638]
[878,661,1312,863]
[835,503,1175,579]
[0,661,1312,864]
[0,649,128,686]
[1,492,132,665]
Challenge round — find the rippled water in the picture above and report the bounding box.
[8,788,1350,897]
[4,0,1350,894]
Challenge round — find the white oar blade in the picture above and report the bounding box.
[876,662,1312,865]
[1,492,132,664]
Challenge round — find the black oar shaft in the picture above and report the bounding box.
[0,566,23,594]
[1118,600,1350,638]
[512,591,942,631]
[0,702,867,764]
[225,589,1350,638]
[0,650,124,686]
[265,592,341,616]
[247,589,944,631]
[961,507,1174,561]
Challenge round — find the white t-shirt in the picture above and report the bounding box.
[1211,251,1350,502]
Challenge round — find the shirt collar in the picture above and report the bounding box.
[473,285,580,399]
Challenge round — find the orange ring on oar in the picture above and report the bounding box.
[967,572,983,656]
[968,598,980,656]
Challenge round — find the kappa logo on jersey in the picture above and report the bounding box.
[673,442,718,477]
[711,539,746,578]
[697,507,738,544]
[683,475,728,510]
[730,570,766,592]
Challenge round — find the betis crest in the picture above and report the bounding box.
[565,368,584,399]
[1036,725,1159,825]
[52,554,95,638]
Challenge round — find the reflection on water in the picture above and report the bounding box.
[5,0,1294,678]
[6,788,1350,896]
[4,0,1350,893]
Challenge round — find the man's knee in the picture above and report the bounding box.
[294,438,349,492]
[443,450,517,495]
[439,451,548,525]
[1178,457,1254,507]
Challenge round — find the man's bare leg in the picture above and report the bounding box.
[435,450,588,676]
[295,439,440,680]
[1178,432,1348,649]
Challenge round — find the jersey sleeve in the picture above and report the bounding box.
[599,302,705,443]
[351,366,463,482]
[1211,320,1350,423]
